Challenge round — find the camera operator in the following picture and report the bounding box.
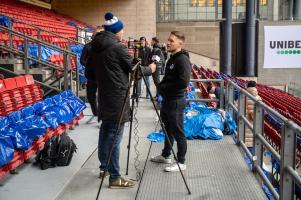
[87,12,156,188]
[137,36,152,99]
[150,31,191,172]
[151,37,165,99]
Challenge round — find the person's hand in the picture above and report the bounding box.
[149,63,156,73]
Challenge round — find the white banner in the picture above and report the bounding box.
[263,26,301,68]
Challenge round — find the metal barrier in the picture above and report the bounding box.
[76,26,93,44]
[0,24,79,96]
[225,79,301,200]
[0,14,85,47]
[189,78,225,108]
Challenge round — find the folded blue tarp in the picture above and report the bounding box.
[0,134,14,167]
[70,44,87,84]
[18,44,61,65]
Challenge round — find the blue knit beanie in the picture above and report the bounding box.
[103,12,124,34]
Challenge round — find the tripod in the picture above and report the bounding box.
[96,62,191,200]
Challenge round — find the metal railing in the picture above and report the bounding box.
[225,79,301,200]
[189,78,224,108]
[0,24,79,96]
[0,14,85,47]
[76,26,93,44]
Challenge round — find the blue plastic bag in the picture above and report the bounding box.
[147,131,165,143]
[0,135,14,167]
[184,105,224,140]
[61,91,86,116]
[224,112,237,135]
[0,116,30,150]
[17,116,49,143]
[0,15,11,27]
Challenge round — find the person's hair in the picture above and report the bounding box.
[140,36,146,41]
[247,81,257,88]
[152,37,159,43]
[207,85,212,93]
[171,31,185,42]
[96,25,103,30]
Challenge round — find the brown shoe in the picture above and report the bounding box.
[98,170,110,179]
[109,177,135,189]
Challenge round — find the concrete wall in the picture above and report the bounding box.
[157,21,220,60]
[51,0,156,41]
[257,21,301,86]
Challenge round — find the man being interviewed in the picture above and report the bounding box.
[150,31,191,172]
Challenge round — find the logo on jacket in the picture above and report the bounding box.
[169,64,175,70]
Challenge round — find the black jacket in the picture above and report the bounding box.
[138,46,151,66]
[80,42,95,80]
[158,50,191,99]
[86,31,152,122]
[151,43,165,69]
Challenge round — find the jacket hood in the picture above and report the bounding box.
[170,49,190,59]
[91,31,119,52]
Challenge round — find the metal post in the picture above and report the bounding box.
[245,0,257,76]
[253,102,264,178]
[215,0,218,20]
[75,55,79,96]
[8,19,13,58]
[24,38,29,74]
[289,0,294,20]
[220,0,232,75]
[225,81,230,112]
[220,80,224,109]
[76,27,79,42]
[228,83,234,117]
[280,121,296,200]
[293,0,301,20]
[37,29,42,67]
[238,92,246,144]
[63,53,69,90]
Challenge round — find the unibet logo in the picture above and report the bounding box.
[270,40,301,55]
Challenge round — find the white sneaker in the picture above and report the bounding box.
[86,116,97,124]
[150,155,172,164]
[164,163,186,172]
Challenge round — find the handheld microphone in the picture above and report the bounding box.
[151,55,161,64]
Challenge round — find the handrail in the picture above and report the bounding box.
[225,79,301,200]
[0,66,61,92]
[0,25,77,56]
[0,23,80,96]
[0,13,84,46]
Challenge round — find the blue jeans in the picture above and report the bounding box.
[98,121,125,181]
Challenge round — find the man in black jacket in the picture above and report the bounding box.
[80,26,103,124]
[86,12,156,188]
[150,31,191,172]
[137,36,152,98]
[151,37,165,99]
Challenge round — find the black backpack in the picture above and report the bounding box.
[35,134,77,170]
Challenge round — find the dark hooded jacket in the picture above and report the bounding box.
[86,31,152,122]
[158,50,191,99]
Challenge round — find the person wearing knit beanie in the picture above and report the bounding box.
[88,11,157,190]
[103,12,124,34]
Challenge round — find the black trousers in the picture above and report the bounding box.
[161,97,187,164]
[86,80,98,116]
[152,68,161,97]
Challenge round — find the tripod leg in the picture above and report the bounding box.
[96,75,134,200]
[139,66,192,195]
[126,81,137,175]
